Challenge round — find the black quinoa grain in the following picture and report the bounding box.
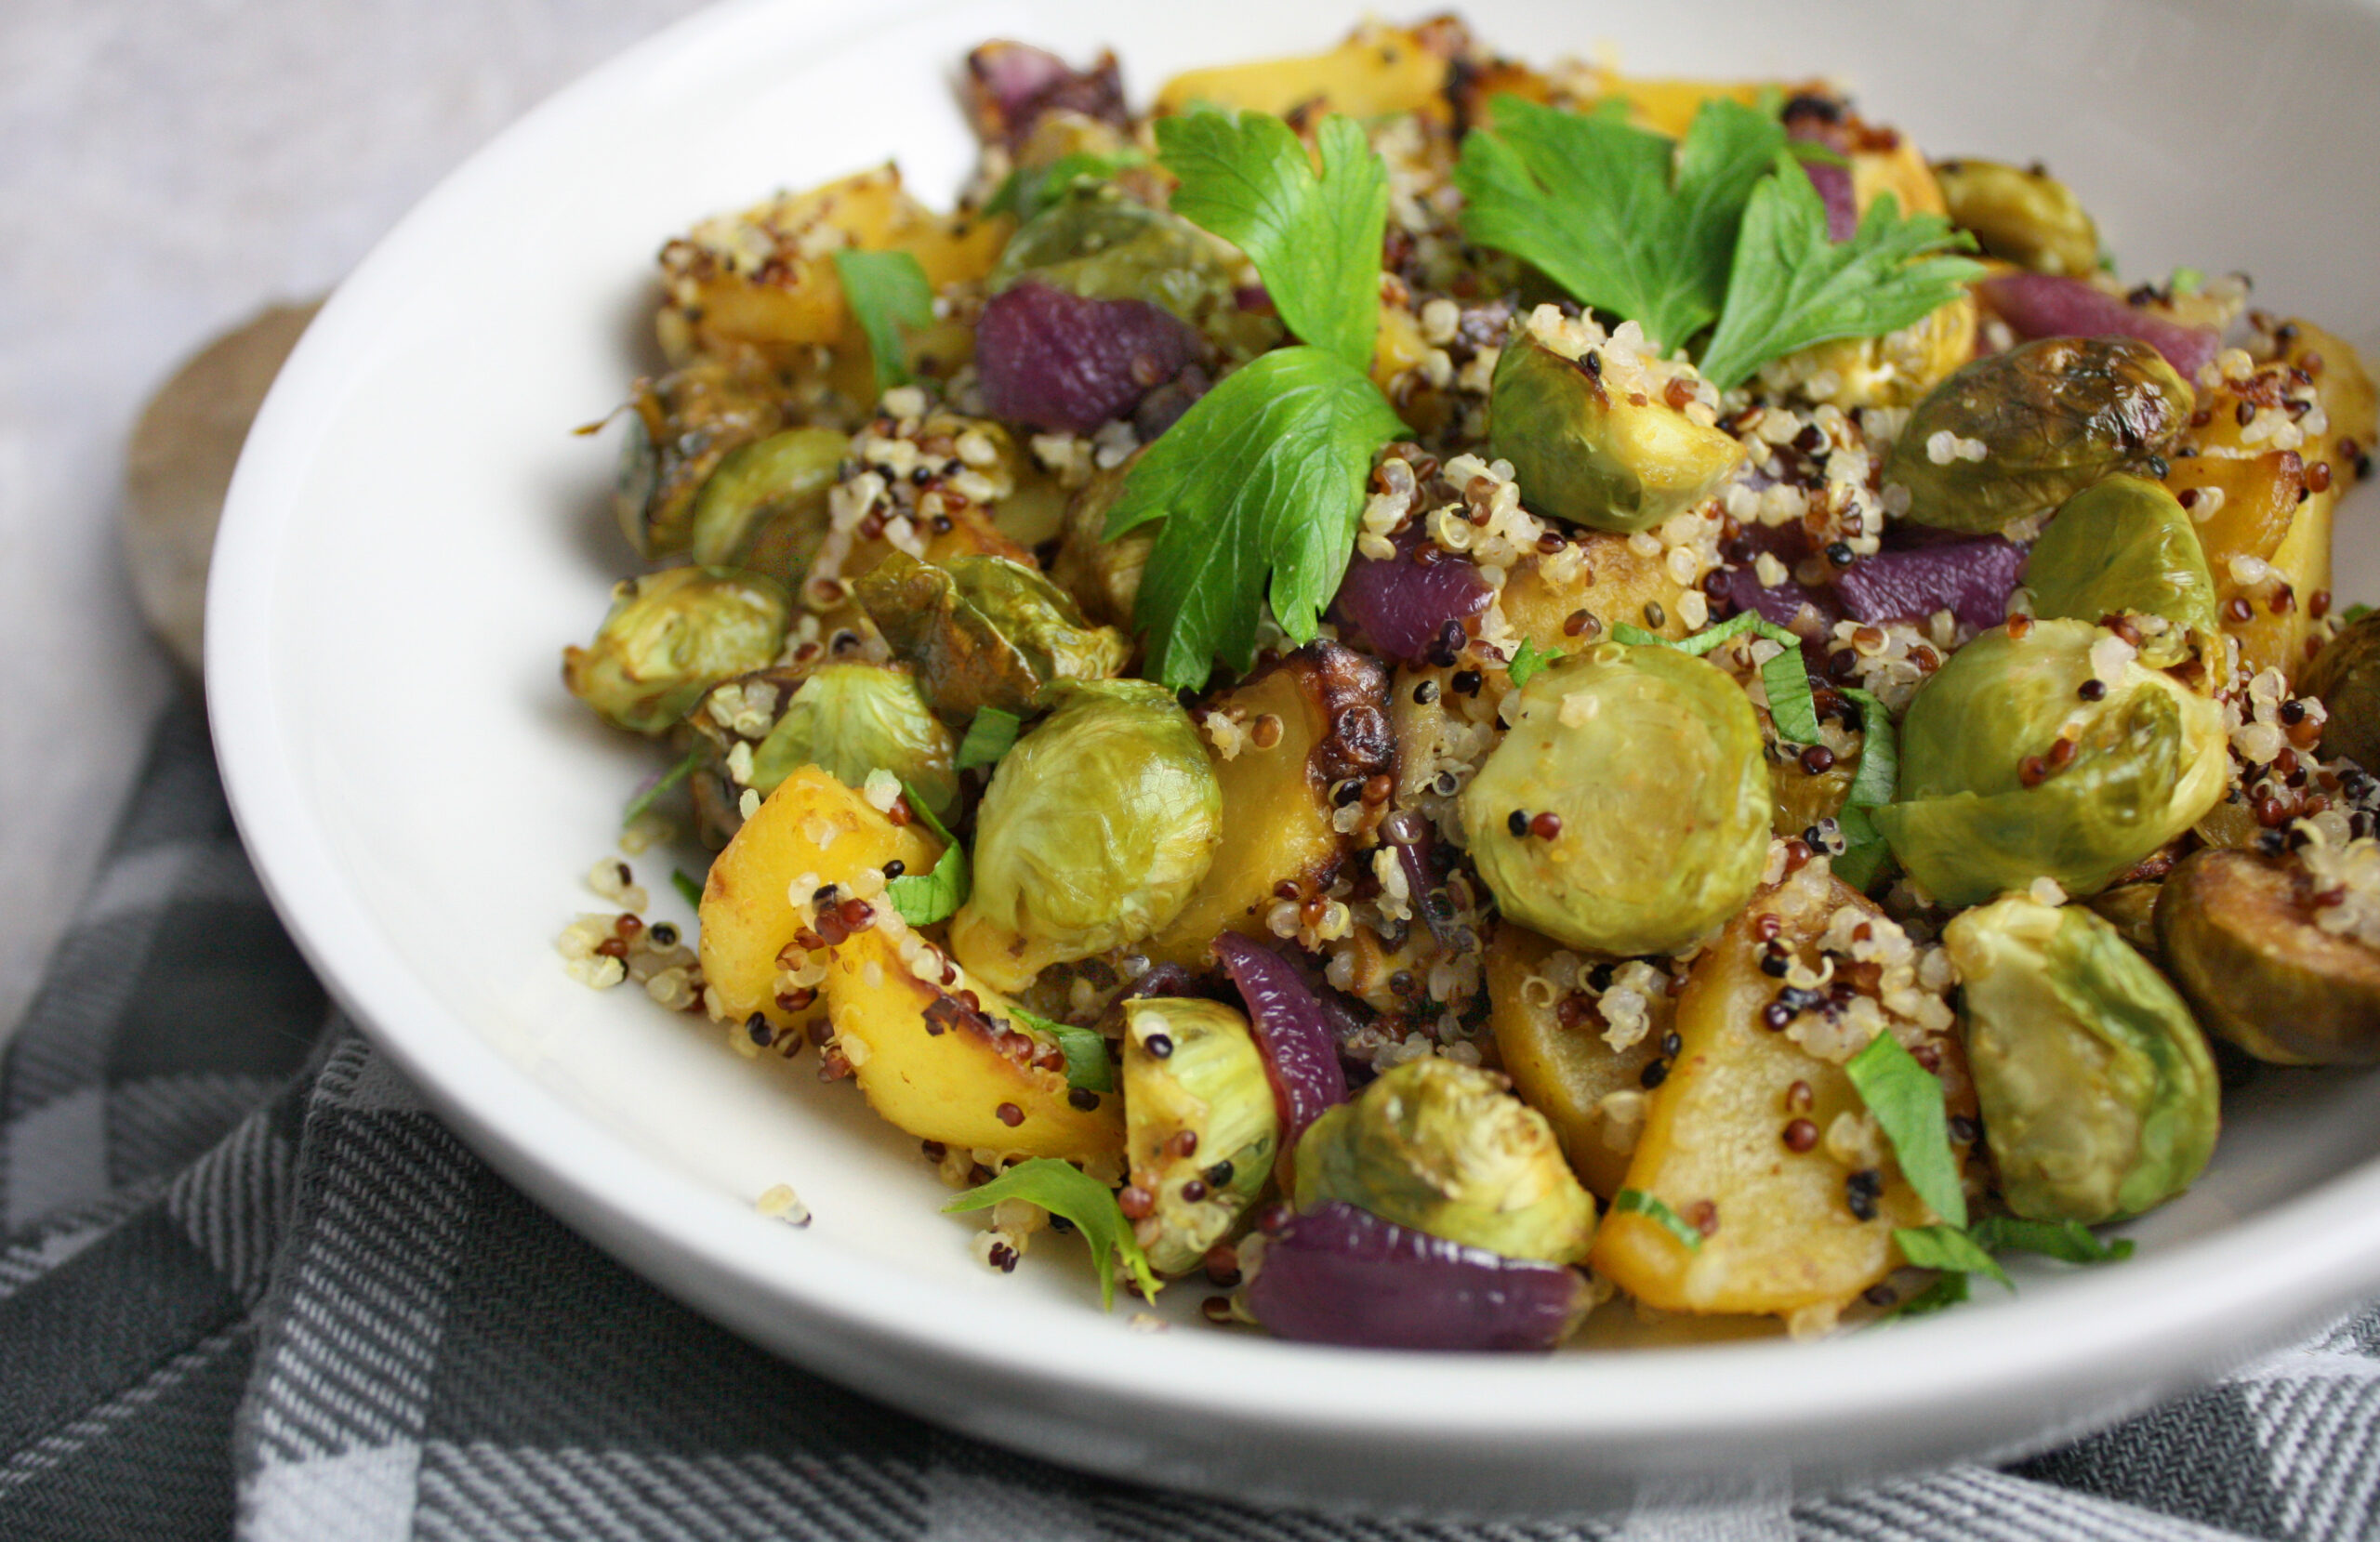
[2078,679,2107,702]
[1067,1087,1101,1111]
[1413,679,1440,705]
[1451,668,1484,695]
[1507,808,1530,837]
[1145,1034,1174,1060]
[1640,1060,1670,1089]
[1844,1168,1883,1221]
[882,860,906,879]
[747,1014,773,1047]
[648,922,680,947]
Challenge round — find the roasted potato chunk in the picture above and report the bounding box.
[698,769,940,1035]
[824,929,1123,1160]
[1590,866,1972,1318]
[1485,922,1664,1197]
[1154,20,1455,122]
[1143,641,1393,969]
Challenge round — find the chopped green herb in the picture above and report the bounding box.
[1876,1270,1970,1321]
[670,868,705,909]
[831,248,934,392]
[1157,108,1387,370]
[2168,265,2204,296]
[1613,612,1820,744]
[884,779,970,925]
[1832,804,1891,890]
[944,1157,1159,1310]
[1832,685,1898,889]
[1969,1215,2135,1265]
[1893,1223,2011,1288]
[1507,638,1561,687]
[2343,603,2373,625]
[1009,1007,1115,1093]
[1612,1188,1703,1252]
[983,147,1148,222]
[955,706,1022,771]
[624,748,701,825]
[1104,346,1406,688]
[1697,159,1981,389]
[1844,1031,1965,1230]
[1457,94,1787,357]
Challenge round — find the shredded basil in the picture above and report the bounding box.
[1893,1223,2010,1288]
[1614,613,1821,743]
[670,868,704,909]
[955,707,1022,771]
[1844,1031,1965,1230]
[1009,1007,1115,1094]
[884,779,969,926]
[1969,1215,2135,1265]
[1507,638,1561,687]
[624,748,701,825]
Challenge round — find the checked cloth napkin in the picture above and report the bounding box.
[9,696,2380,1542]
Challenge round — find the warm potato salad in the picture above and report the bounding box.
[556,17,2380,1348]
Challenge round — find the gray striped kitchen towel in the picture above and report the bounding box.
[7,692,2380,1541]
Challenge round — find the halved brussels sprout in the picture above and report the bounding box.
[1489,331,1745,534]
[988,183,1232,323]
[1122,996,1279,1275]
[2156,847,2380,1065]
[1884,336,2192,535]
[1047,457,1148,628]
[855,552,1130,723]
[748,661,958,819]
[615,363,787,560]
[684,426,848,585]
[2304,612,2380,772]
[2024,474,2218,666]
[562,566,790,735]
[1461,642,1770,956]
[2086,882,2164,960]
[1947,895,2218,1223]
[950,679,1222,991]
[1292,1058,1596,1265]
[1933,158,2100,277]
[1872,618,2228,907]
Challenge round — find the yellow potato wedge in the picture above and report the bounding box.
[1484,922,1662,1198]
[825,928,1123,1160]
[1156,21,1452,122]
[698,768,939,1035]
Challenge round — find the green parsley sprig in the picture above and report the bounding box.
[884,780,969,925]
[1458,96,1981,389]
[1104,108,1406,689]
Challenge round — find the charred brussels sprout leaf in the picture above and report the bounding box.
[2024,475,2218,666]
[1461,642,1770,956]
[2304,611,2380,773]
[1121,996,1278,1275]
[2155,847,2380,1065]
[1872,618,2228,907]
[855,552,1130,722]
[1293,1059,1596,1265]
[1489,331,1745,534]
[1884,336,2192,535]
[747,662,958,818]
[949,679,1222,990]
[684,426,848,584]
[988,182,1234,324]
[1947,895,2218,1223]
[562,567,790,736]
[1933,158,2100,278]
[615,362,787,560]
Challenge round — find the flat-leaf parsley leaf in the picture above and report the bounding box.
[1157,109,1387,370]
[945,1158,1158,1310]
[1105,347,1406,688]
[831,248,934,392]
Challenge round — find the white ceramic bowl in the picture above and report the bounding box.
[209,0,2380,1513]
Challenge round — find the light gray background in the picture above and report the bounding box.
[1,0,710,1038]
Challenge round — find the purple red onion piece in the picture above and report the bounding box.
[1212,933,1348,1157]
[1241,1201,1591,1351]
[975,282,1204,436]
[1980,272,2221,383]
[1832,536,2029,633]
[963,42,1128,150]
[1329,528,1492,666]
[1804,159,1858,243]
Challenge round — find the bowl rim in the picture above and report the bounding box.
[205,0,2380,1497]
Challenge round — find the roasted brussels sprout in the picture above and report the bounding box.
[615,362,787,560]
[1122,996,1279,1275]
[1047,457,1149,628]
[1461,642,1770,956]
[949,679,1222,990]
[2156,847,2380,1065]
[2024,474,2218,666]
[562,566,790,735]
[1873,618,2228,906]
[684,426,847,584]
[1489,331,1745,534]
[748,662,958,818]
[855,552,1130,722]
[1933,158,2100,277]
[2303,611,2380,772]
[1946,895,2218,1223]
[1884,336,2192,535]
[2086,882,2164,960]
[1292,1058,1596,1265]
[988,183,1232,323]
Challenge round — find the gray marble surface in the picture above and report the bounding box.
[0,0,709,1039]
